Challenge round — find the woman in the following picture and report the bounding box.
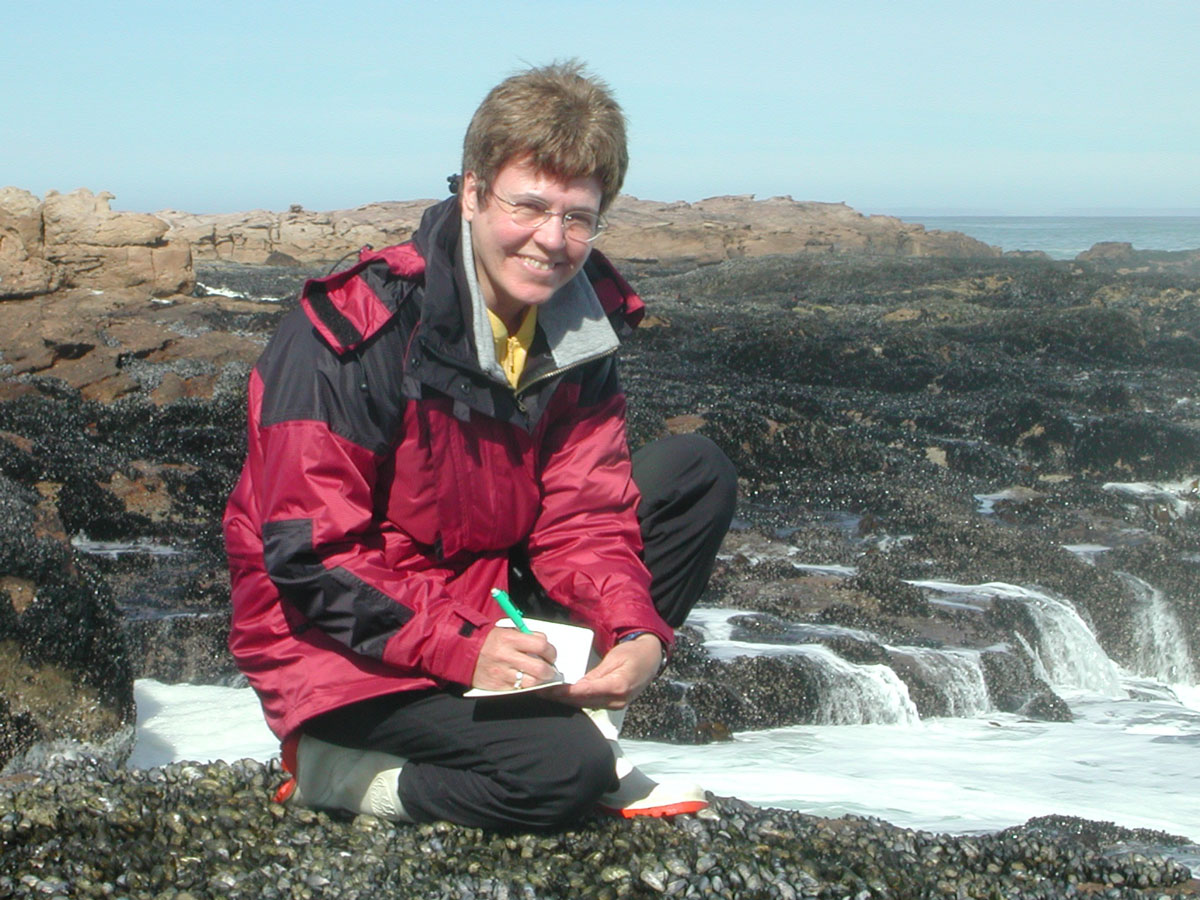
[224,61,735,830]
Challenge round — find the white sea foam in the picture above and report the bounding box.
[889,647,992,717]
[72,535,184,558]
[684,607,755,641]
[627,692,1200,852]
[129,576,1200,855]
[1061,543,1112,564]
[1118,572,1198,685]
[129,677,1200,854]
[1017,587,1127,697]
[791,562,858,577]
[1103,479,1200,520]
[196,282,285,303]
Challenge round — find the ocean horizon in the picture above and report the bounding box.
[889,214,1200,260]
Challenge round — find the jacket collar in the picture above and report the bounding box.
[459,214,619,390]
[297,194,643,385]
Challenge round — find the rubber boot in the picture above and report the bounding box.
[586,707,709,818]
[288,734,412,822]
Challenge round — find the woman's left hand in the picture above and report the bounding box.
[545,633,663,709]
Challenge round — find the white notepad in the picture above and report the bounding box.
[464,618,594,698]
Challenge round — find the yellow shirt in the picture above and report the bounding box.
[487,307,538,389]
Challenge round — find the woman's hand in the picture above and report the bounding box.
[546,633,663,709]
[471,627,559,692]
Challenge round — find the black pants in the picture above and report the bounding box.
[305,433,736,830]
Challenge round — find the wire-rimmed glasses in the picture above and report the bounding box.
[489,192,606,243]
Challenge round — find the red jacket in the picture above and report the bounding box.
[223,197,673,740]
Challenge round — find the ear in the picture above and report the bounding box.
[460,172,479,221]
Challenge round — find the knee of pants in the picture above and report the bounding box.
[665,432,738,516]
[691,433,738,506]
[523,722,616,828]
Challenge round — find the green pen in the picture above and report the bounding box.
[490,588,533,633]
[490,588,563,681]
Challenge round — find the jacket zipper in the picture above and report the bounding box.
[513,344,619,413]
[418,337,619,416]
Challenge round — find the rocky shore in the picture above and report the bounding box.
[3,758,1195,899]
[3,190,1200,895]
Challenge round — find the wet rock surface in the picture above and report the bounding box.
[0,467,135,773]
[3,251,1199,723]
[2,248,1200,887]
[1,759,1197,899]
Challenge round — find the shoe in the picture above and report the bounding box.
[586,707,709,818]
[277,734,411,822]
[596,765,709,818]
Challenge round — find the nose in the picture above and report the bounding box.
[533,213,569,251]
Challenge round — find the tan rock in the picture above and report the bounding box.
[0,188,60,298]
[0,290,258,401]
[598,195,1000,264]
[883,308,923,323]
[159,201,426,265]
[31,484,69,543]
[1,188,193,301]
[0,187,44,248]
[0,383,40,402]
[151,371,216,404]
[144,330,263,370]
[160,194,1001,267]
[0,577,36,615]
[664,414,708,434]
[42,189,168,247]
[1077,241,1135,262]
[106,470,173,521]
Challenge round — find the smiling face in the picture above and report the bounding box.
[461,158,603,332]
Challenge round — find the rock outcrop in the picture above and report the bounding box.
[1076,240,1200,275]
[158,201,429,267]
[0,470,135,773]
[0,188,193,300]
[599,195,1001,263]
[159,194,1001,267]
[0,290,263,403]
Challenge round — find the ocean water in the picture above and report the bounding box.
[130,653,1200,866]
[116,478,1200,867]
[129,473,1200,868]
[903,216,1200,260]
[131,674,1200,839]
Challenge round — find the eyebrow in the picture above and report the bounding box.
[507,191,600,216]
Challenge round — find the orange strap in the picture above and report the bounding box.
[271,734,300,804]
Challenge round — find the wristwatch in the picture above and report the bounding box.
[616,630,669,676]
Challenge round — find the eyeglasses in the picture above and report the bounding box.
[488,192,606,243]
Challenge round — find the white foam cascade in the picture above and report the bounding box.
[793,644,921,726]
[1117,572,1198,686]
[909,581,1127,698]
[892,647,992,717]
[1011,585,1126,698]
[702,638,920,726]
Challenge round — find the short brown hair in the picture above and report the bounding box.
[462,60,628,213]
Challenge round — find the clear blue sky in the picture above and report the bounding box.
[4,0,1198,215]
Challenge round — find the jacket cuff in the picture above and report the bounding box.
[382,605,495,687]
[611,616,674,657]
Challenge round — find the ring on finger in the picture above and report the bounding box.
[514,670,524,690]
